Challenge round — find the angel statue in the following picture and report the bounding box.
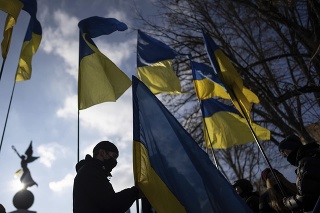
[12,141,39,189]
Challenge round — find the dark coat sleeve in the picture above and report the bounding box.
[284,149,320,212]
[75,164,138,213]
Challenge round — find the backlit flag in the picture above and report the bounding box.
[0,0,23,59]
[191,61,229,100]
[201,98,270,149]
[78,17,131,110]
[132,76,251,213]
[202,30,259,121]
[137,30,182,94]
[16,0,42,81]
[191,61,259,102]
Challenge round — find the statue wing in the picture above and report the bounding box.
[25,141,39,163]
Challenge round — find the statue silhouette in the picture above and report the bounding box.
[12,141,39,189]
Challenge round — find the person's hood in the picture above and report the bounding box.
[75,154,94,172]
[75,154,112,177]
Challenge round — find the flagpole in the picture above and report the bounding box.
[0,58,6,82]
[229,88,287,197]
[0,80,16,154]
[77,109,80,162]
[187,55,221,171]
[203,117,219,169]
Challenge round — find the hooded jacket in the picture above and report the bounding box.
[73,155,139,213]
[283,142,320,212]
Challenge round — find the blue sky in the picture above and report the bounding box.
[0,0,154,212]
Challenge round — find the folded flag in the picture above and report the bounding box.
[78,16,131,110]
[132,76,251,213]
[201,98,270,149]
[137,30,182,94]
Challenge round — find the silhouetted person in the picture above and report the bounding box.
[233,179,259,213]
[12,141,39,188]
[259,168,297,213]
[279,135,320,212]
[73,141,140,213]
[0,204,5,213]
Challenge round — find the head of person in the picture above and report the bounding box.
[0,204,5,213]
[278,135,302,166]
[93,141,119,175]
[233,179,253,197]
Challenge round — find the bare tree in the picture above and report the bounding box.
[133,0,320,186]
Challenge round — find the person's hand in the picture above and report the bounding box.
[283,197,290,207]
[131,186,145,199]
[283,196,301,210]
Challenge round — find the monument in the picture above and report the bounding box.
[10,141,39,213]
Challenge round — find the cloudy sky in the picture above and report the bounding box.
[0,0,155,212]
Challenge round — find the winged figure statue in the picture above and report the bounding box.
[12,141,39,189]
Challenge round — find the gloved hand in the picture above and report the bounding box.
[131,185,145,199]
[283,196,301,210]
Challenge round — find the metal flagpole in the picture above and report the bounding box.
[229,88,287,197]
[0,80,17,154]
[0,58,6,82]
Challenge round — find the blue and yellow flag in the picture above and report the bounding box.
[0,0,23,59]
[137,30,182,94]
[15,0,42,81]
[191,61,229,100]
[201,98,270,149]
[202,30,259,121]
[78,17,131,110]
[191,61,259,102]
[132,76,251,213]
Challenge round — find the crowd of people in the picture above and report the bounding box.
[2,135,318,213]
[233,135,320,213]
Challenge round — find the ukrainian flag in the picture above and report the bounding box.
[202,30,259,121]
[201,98,270,149]
[191,61,229,100]
[132,76,251,213]
[78,17,131,110]
[137,30,182,94]
[16,0,42,81]
[0,0,23,59]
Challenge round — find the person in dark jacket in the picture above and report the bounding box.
[279,135,320,212]
[73,141,140,213]
[0,204,5,213]
[259,168,297,213]
[233,179,259,213]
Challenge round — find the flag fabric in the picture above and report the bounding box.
[191,61,259,102]
[15,0,42,81]
[78,16,131,110]
[202,30,259,121]
[0,0,23,59]
[201,98,270,149]
[137,30,182,94]
[191,61,229,100]
[132,76,251,213]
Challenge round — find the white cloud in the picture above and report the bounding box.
[49,173,74,192]
[56,95,78,119]
[37,143,69,167]
[97,38,135,67]
[40,10,79,78]
[105,10,131,26]
[56,90,133,141]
